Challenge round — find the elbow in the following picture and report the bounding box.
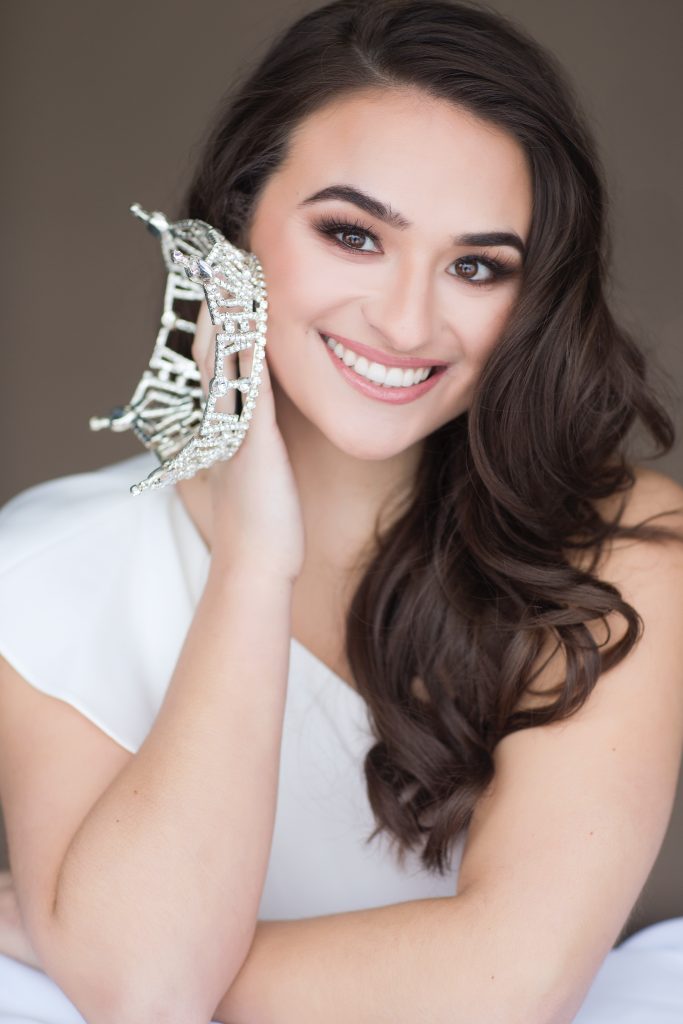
[53,963,211,1024]
[97,996,209,1024]
[30,917,210,1024]
[41,965,209,1024]
[531,1002,589,1024]
[450,888,598,1024]
[530,991,596,1024]
[520,962,595,1024]
[465,950,588,1024]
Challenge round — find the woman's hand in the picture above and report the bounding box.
[191,299,306,583]
[0,869,41,970]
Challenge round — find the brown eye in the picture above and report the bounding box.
[454,258,480,279]
[313,216,382,253]
[451,256,497,285]
[341,230,369,249]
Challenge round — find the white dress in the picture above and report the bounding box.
[0,451,681,1023]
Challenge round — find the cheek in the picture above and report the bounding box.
[259,234,360,333]
[457,288,518,363]
[256,230,319,315]
[250,238,330,384]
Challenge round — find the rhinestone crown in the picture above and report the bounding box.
[89,203,268,496]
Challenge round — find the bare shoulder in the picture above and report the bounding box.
[517,464,683,713]
[608,462,683,523]
[624,462,683,510]
[455,466,683,1016]
[586,463,683,567]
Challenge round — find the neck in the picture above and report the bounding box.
[175,378,423,587]
[271,376,422,581]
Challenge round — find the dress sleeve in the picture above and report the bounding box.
[0,453,197,753]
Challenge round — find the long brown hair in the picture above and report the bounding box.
[180,0,683,873]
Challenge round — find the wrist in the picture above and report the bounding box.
[206,560,297,591]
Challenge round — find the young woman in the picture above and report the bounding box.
[1,1,682,1021]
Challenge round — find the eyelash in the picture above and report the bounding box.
[312,215,519,287]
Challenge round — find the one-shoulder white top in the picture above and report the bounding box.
[0,452,681,1022]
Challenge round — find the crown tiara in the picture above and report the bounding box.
[89,203,268,496]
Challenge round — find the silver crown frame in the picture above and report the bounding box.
[89,203,268,496]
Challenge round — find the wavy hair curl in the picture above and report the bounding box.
[180,0,683,873]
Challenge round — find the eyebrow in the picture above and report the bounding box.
[299,184,527,258]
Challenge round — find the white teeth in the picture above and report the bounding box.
[385,367,405,387]
[322,335,435,388]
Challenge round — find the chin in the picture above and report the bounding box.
[271,367,434,460]
[316,413,427,461]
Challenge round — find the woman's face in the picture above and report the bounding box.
[245,86,533,461]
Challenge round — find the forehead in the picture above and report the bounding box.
[281,87,533,239]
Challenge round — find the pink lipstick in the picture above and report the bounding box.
[319,331,448,405]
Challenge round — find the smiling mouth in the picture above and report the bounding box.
[319,332,446,388]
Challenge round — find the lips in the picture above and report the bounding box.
[320,329,449,369]
[318,330,448,405]
[319,332,441,380]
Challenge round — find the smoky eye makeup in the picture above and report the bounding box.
[312,213,382,250]
[310,213,522,287]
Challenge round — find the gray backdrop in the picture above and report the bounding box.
[1,0,682,936]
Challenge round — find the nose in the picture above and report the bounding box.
[362,254,440,357]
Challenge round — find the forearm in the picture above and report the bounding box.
[213,892,556,1024]
[41,566,293,1022]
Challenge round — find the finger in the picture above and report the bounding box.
[230,302,266,415]
[196,295,268,429]
[194,300,237,420]
[191,301,212,396]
